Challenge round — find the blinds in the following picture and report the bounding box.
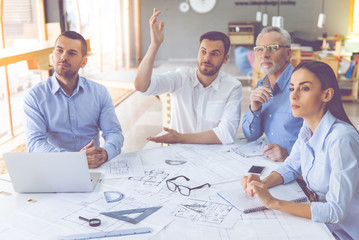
[3,0,32,23]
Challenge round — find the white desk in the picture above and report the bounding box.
[0,140,334,240]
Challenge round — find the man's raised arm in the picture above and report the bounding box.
[134,8,164,92]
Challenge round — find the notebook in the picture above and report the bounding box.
[232,138,268,158]
[217,181,307,214]
[3,152,101,193]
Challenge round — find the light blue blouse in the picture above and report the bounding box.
[24,75,124,161]
[276,111,359,240]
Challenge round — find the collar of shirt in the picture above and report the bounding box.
[271,63,294,95]
[50,74,85,96]
[192,69,221,91]
[300,111,336,151]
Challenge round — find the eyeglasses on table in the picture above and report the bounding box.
[166,175,211,196]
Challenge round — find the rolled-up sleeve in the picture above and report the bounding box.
[142,70,184,96]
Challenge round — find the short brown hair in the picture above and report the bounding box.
[55,31,87,56]
[200,31,230,56]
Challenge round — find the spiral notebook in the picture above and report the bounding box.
[217,181,307,214]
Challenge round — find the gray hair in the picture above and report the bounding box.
[256,26,291,46]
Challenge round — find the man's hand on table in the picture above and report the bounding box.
[80,139,108,168]
[261,143,288,162]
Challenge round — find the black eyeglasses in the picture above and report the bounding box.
[166,175,211,196]
[253,44,290,53]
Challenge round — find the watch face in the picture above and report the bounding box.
[189,0,216,14]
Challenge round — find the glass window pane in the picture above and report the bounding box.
[3,0,40,48]
[0,68,10,140]
[353,0,359,33]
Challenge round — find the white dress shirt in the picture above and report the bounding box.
[143,67,242,144]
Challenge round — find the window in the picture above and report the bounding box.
[349,0,359,35]
[0,0,47,144]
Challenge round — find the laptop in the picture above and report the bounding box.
[3,152,101,193]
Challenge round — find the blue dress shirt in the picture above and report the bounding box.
[275,111,359,240]
[24,75,124,161]
[242,64,303,153]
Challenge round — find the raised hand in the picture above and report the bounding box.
[150,8,164,47]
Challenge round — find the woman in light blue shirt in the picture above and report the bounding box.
[241,61,359,240]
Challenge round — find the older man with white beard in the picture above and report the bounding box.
[242,27,303,162]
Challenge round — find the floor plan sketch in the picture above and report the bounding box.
[128,170,169,187]
[98,154,144,178]
[173,198,237,228]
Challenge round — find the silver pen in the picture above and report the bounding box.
[263,75,273,98]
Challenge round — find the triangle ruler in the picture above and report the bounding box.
[101,206,162,224]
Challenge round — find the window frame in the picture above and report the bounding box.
[348,0,359,36]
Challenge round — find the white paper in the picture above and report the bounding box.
[97,153,144,179]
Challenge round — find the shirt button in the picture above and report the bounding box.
[271,132,274,135]
[269,114,272,118]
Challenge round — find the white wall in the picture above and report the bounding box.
[140,0,350,64]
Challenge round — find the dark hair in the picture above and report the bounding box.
[293,61,357,131]
[55,31,87,56]
[200,31,230,56]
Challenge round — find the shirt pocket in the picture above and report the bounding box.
[205,100,225,123]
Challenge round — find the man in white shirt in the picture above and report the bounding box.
[135,9,242,145]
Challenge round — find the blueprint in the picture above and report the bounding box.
[0,141,334,240]
[0,184,173,240]
[97,153,144,179]
[172,198,238,228]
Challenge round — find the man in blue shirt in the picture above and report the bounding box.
[24,31,124,168]
[242,27,303,162]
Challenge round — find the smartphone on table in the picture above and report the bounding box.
[248,165,265,175]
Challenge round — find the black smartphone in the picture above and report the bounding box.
[248,165,265,175]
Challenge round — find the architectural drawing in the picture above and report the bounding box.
[128,170,169,187]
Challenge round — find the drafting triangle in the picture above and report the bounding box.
[101,206,162,224]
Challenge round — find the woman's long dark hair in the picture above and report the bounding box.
[292,61,357,131]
